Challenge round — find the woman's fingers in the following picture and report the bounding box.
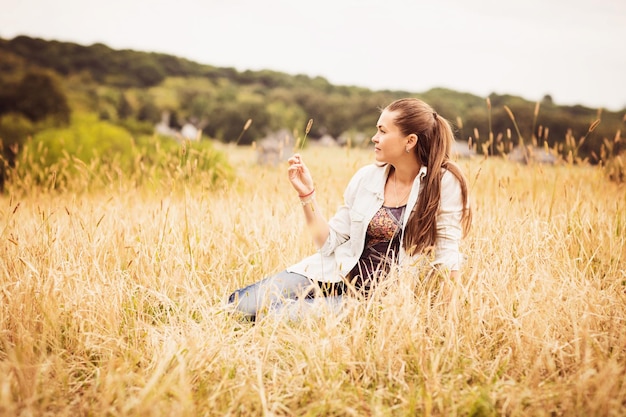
[288,153,302,165]
[288,165,305,183]
[288,161,301,172]
[287,153,314,193]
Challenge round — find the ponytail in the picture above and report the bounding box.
[401,110,471,255]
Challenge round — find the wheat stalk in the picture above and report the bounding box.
[234,118,253,145]
[297,118,314,150]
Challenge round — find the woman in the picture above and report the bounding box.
[227,98,472,320]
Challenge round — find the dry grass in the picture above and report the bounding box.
[1,145,625,416]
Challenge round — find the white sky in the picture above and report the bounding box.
[1,0,625,110]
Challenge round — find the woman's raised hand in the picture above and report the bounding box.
[287,153,314,196]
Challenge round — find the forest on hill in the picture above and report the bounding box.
[0,35,624,174]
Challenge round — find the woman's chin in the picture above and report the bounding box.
[374,154,387,164]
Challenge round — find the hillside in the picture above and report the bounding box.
[0,35,624,162]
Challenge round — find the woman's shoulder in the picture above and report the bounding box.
[344,163,387,195]
[440,165,466,189]
[439,166,467,207]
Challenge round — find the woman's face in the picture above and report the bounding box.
[371,109,409,164]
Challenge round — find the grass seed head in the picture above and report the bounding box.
[300,119,314,150]
[534,101,540,118]
[504,105,515,121]
[588,119,601,133]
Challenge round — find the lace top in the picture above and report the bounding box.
[348,205,405,292]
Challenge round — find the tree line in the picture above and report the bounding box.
[1,35,624,172]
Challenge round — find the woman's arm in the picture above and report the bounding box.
[298,191,330,248]
[288,154,330,247]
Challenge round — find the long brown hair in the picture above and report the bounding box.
[385,98,471,255]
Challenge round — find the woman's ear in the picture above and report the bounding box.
[406,133,418,152]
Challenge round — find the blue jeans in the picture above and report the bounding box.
[227,270,345,321]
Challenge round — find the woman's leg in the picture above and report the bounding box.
[227,270,315,319]
[274,295,344,321]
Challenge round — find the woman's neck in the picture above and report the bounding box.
[392,163,421,186]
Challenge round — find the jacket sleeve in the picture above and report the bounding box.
[318,167,364,256]
[433,170,465,270]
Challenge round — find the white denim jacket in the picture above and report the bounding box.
[287,163,466,283]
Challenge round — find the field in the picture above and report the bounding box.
[1,145,625,416]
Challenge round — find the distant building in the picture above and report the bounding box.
[338,132,369,147]
[154,111,178,138]
[317,134,337,147]
[452,140,477,159]
[508,145,558,165]
[257,128,296,166]
[181,123,200,141]
[155,111,202,141]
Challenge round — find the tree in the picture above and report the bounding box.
[137,100,161,124]
[0,112,35,190]
[13,70,71,124]
[117,92,133,120]
[542,94,554,106]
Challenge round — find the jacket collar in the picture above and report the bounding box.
[365,163,428,194]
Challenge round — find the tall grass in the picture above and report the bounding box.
[0,145,624,416]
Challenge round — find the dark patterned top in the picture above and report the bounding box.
[348,205,405,293]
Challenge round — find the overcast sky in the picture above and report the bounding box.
[2,0,625,111]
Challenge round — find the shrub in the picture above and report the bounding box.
[5,113,233,192]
